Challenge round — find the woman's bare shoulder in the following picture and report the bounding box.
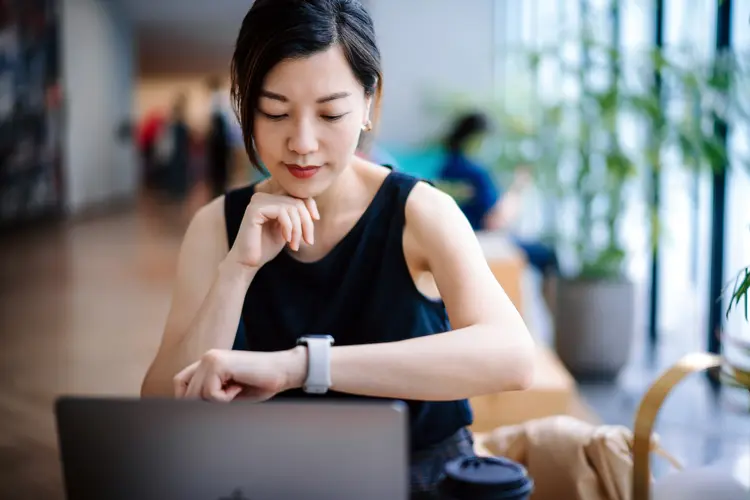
[182,195,229,257]
[402,179,471,262]
[189,181,257,249]
[404,179,459,228]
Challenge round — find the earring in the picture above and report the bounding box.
[362,120,373,132]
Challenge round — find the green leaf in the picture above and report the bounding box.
[727,267,750,321]
[745,268,748,320]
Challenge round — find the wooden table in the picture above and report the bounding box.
[476,231,526,313]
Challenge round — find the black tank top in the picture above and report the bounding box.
[223,169,473,451]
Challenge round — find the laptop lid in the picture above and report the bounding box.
[55,397,409,500]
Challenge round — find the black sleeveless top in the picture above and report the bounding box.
[223,169,473,451]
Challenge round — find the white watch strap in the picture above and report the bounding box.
[302,336,333,394]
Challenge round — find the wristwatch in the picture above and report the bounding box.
[296,334,335,394]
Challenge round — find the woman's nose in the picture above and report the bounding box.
[287,119,319,157]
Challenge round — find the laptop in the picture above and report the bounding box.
[55,397,409,500]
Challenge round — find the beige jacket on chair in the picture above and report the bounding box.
[474,415,679,500]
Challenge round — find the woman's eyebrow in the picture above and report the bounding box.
[259,90,352,103]
[260,90,288,102]
[316,92,351,103]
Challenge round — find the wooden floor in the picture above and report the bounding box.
[0,193,198,499]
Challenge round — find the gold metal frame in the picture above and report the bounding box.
[631,353,724,499]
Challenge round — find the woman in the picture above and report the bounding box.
[141,0,534,496]
[205,76,232,198]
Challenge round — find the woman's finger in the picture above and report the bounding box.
[304,198,320,221]
[204,371,232,402]
[276,207,293,243]
[174,361,200,398]
[286,206,302,251]
[221,383,244,402]
[185,365,207,399]
[295,201,315,246]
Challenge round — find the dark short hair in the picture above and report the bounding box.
[230,0,383,172]
[444,111,491,153]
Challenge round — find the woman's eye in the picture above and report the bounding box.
[321,114,347,122]
[261,112,287,120]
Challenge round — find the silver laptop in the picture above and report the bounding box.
[55,397,409,500]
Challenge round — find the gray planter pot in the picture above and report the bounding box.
[554,278,636,380]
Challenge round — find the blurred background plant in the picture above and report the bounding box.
[428,23,750,284]
[425,0,750,379]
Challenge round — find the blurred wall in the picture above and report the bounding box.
[369,0,497,148]
[133,0,245,76]
[61,0,136,214]
[129,0,500,151]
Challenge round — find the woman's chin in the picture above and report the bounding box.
[273,177,322,199]
[273,168,335,199]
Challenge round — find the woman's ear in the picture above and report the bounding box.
[363,95,373,128]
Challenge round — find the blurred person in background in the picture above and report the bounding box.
[137,109,166,190]
[437,111,559,315]
[141,1,534,498]
[155,92,191,199]
[437,112,499,230]
[206,76,231,197]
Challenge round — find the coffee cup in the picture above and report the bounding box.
[437,456,534,500]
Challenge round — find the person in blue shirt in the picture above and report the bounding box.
[437,112,559,310]
[438,112,500,231]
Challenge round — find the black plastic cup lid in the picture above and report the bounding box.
[438,456,534,499]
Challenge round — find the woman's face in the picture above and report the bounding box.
[253,44,372,198]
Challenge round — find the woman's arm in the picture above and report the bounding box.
[281,182,535,401]
[141,198,255,397]
[174,183,534,402]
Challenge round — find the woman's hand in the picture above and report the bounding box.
[226,190,320,270]
[173,348,307,402]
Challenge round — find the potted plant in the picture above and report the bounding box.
[538,44,749,379]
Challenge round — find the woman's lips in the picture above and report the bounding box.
[285,164,321,179]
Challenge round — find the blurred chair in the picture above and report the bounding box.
[632,353,749,500]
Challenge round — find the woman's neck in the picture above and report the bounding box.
[312,159,364,222]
